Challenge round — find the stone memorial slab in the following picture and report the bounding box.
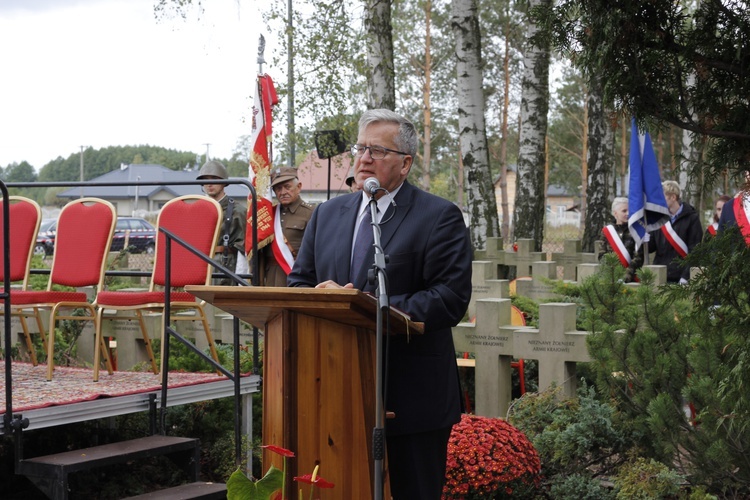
[514,261,558,301]
[468,261,510,320]
[551,239,598,281]
[513,303,591,398]
[503,239,546,278]
[453,298,533,417]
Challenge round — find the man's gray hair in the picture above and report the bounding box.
[611,196,628,215]
[359,109,418,157]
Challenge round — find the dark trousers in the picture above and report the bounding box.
[386,426,452,500]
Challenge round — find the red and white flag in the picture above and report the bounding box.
[246,74,278,258]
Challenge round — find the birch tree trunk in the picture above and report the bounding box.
[452,0,499,249]
[364,0,396,110]
[499,25,511,241]
[679,71,702,207]
[513,0,551,251]
[581,79,613,252]
[422,0,433,191]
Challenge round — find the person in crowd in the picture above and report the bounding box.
[705,195,731,238]
[649,180,703,283]
[599,197,643,282]
[196,160,246,285]
[345,166,359,191]
[718,171,750,244]
[288,109,472,498]
[260,167,313,286]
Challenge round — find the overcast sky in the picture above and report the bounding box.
[0,0,273,170]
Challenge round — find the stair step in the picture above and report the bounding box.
[17,435,201,499]
[19,435,198,473]
[122,481,227,499]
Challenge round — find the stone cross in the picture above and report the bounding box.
[577,263,600,282]
[453,298,532,417]
[550,239,598,281]
[513,303,591,399]
[503,239,546,278]
[474,237,509,279]
[576,263,668,286]
[468,260,510,321]
[514,261,559,301]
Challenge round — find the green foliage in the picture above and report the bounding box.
[580,257,694,462]
[613,458,684,500]
[549,473,615,500]
[227,465,283,500]
[579,237,750,496]
[36,145,201,183]
[509,383,632,497]
[511,294,539,327]
[539,0,750,179]
[1,161,37,182]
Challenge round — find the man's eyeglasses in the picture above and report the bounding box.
[351,144,409,160]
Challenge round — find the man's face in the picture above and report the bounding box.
[665,193,680,214]
[354,122,412,197]
[273,179,302,206]
[201,176,225,200]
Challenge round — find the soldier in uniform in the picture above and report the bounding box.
[196,160,246,285]
[262,167,314,286]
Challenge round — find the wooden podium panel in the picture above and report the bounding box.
[186,286,422,499]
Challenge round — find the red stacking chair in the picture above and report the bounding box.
[94,195,223,382]
[0,196,44,364]
[9,198,117,380]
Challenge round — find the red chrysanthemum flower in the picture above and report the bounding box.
[442,414,541,499]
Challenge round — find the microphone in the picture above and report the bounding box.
[364,177,380,195]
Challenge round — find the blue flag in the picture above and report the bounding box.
[627,118,670,249]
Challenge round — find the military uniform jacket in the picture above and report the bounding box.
[262,196,314,287]
[214,194,247,285]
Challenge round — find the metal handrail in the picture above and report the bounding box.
[3,179,260,469]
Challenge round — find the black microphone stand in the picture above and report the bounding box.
[367,189,389,500]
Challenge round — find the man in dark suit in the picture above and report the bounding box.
[288,109,472,498]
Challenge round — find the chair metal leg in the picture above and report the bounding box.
[192,305,221,376]
[135,310,158,375]
[18,315,39,366]
[32,307,48,354]
[93,308,116,382]
[46,309,56,382]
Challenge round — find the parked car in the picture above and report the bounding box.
[34,216,156,256]
[111,217,156,254]
[34,219,57,256]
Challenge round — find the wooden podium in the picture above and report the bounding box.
[186,286,423,499]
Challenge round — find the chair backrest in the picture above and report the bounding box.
[49,198,117,291]
[151,195,222,289]
[0,196,42,288]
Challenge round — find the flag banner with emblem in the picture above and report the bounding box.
[246,74,278,258]
[627,118,670,250]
